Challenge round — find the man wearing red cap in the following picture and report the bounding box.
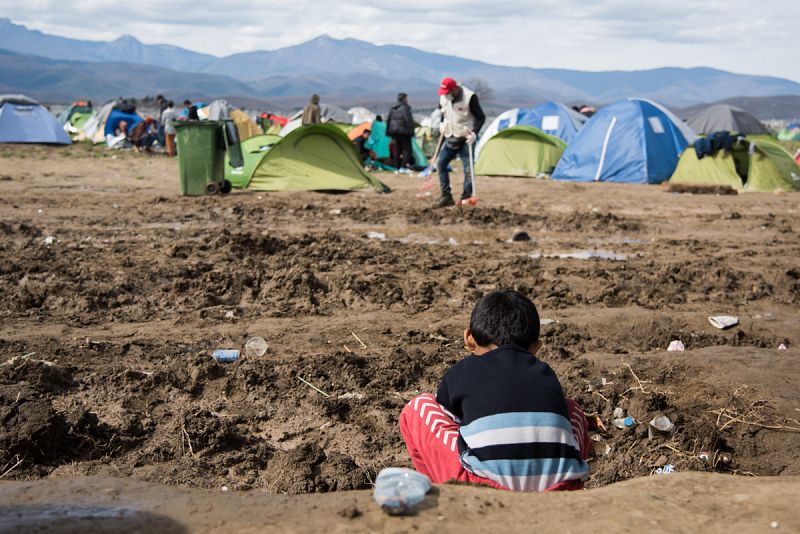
[435,77,486,207]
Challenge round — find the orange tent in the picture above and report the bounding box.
[348,121,372,141]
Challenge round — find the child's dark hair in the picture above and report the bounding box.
[469,290,540,348]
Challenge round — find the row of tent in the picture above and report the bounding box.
[474,100,800,192]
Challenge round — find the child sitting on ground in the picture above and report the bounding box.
[400,290,591,491]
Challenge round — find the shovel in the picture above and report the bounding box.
[415,133,445,198]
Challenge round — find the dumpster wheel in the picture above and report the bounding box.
[221,180,232,194]
[206,182,218,195]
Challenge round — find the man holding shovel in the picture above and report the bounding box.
[435,78,486,207]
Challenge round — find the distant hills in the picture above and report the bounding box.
[1,17,799,117]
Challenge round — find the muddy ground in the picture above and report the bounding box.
[1,143,799,507]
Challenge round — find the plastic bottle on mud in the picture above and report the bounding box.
[373,468,431,515]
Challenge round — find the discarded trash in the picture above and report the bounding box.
[373,468,431,516]
[699,451,710,461]
[448,237,458,246]
[245,337,268,357]
[613,416,636,429]
[539,318,557,326]
[587,377,612,392]
[778,343,788,351]
[510,230,531,242]
[771,521,779,529]
[366,231,387,241]
[667,340,685,352]
[328,208,342,215]
[529,249,627,261]
[338,392,365,400]
[43,236,55,245]
[655,464,675,475]
[224,310,236,319]
[708,315,739,329]
[648,415,675,439]
[212,350,240,363]
[613,407,626,419]
[221,485,229,492]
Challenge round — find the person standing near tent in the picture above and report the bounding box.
[387,92,415,170]
[302,94,321,125]
[161,100,179,156]
[435,78,486,207]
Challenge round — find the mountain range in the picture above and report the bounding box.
[1,17,799,116]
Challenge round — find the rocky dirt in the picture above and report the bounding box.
[1,143,799,522]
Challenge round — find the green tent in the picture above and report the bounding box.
[248,124,389,192]
[226,133,282,188]
[670,138,800,192]
[475,125,566,177]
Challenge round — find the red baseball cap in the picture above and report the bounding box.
[438,77,457,96]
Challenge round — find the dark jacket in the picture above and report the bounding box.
[386,100,414,136]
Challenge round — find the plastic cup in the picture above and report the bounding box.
[245,337,268,357]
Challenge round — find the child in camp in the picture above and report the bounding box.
[400,290,591,491]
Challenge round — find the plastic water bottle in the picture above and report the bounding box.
[373,468,431,515]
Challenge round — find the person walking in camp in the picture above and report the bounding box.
[435,77,486,207]
[161,100,179,156]
[302,94,321,125]
[386,92,415,171]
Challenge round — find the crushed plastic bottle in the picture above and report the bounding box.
[373,468,431,515]
[245,337,269,357]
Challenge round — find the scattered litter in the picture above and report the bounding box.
[37,209,43,214]
[43,236,55,245]
[224,310,236,319]
[221,485,229,492]
[338,392,364,400]
[667,340,685,352]
[212,349,240,363]
[771,521,779,529]
[366,231,387,241]
[613,416,636,429]
[720,454,732,466]
[540,318,557,326]
[244,337,268,357]
[613,407,626,419]
[448,237,458,246]
[529,249,627,261]
[297,376,331,398]
[328,208,342,215]
[587,377,612,392]
[708,315,739,329]
[754,313,775,321]
[510,230,531,242]
[655,464,675,475]
[699,451,710,461]
[373,468,431,516]
[778,343,788,351]
[648,415,675,439]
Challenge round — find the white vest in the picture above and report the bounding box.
[440,86,475,138]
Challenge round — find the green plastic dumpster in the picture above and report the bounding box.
[174,120,224,196]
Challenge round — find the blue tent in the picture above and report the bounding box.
[476,102,586,157]
[552,98,696,184]
[104,108,142,136]
[0,95,71,145]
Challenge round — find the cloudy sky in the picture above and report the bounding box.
[2,0,797,80]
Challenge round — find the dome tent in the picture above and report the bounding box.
[247,124,388,192]
[475,126,566,178]
[553,98,695,184]
[476,102,586,156]
[0,95,71,145]
[670,136,800,193]
[686,104,769,135]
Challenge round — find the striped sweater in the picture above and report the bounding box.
[436,344,589,491]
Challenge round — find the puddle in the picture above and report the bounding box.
[529,249,628,261]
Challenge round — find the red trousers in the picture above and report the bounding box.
[399,393,592,491]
